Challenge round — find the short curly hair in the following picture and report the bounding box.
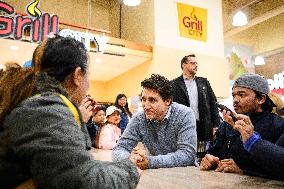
[141,74,173,101]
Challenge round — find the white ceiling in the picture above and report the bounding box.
[223,0,284,35]
[0,38,151,81]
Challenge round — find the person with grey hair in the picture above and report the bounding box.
[200,73,284,180]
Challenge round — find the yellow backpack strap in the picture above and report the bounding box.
[15,179,35,189]
[58,94,81,128]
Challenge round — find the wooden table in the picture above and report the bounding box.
[136,166,284,189]
[90,148,112,161]
[90,148,284,189]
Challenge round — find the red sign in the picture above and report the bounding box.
[0,1,59,42]
[268,71,284,95]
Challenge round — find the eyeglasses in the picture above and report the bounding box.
[184,61,198,65]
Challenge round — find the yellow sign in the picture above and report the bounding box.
[26,0,42,17]
[177,2,207,42]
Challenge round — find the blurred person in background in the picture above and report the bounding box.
[86,105,106,148]
[98,106,121,150]
[171,54,220,159]
[269,92,284,118]
[115,93,132,134]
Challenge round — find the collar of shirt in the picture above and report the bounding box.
[183,74,195,81]
[164,105,172,120]
[146,105,172,124]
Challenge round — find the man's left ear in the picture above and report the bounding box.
[73,67,83,87]
[258,94,267,105]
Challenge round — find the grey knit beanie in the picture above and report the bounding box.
[233,73,269,95]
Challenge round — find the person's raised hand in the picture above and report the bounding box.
[222,109,236,126]
[79,96,94,123]
[232,114,254,143]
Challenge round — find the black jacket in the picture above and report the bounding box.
[208,111,284,180]
[249,128,284,180]
[171,75,220,140]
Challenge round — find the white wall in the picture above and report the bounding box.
[154,0,224,58]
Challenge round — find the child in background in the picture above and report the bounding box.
[98,106,121,150]
[86,105,106,147]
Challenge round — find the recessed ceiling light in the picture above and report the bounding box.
[123,0,141,6]
[10,46,19,51]
[254,56,265,65]
[232,11,248,26]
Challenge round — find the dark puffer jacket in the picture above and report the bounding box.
[208,111,284,179]
[248,130,284,180]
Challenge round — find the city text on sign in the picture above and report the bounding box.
[177,3,207,42]
[59,29,109,52]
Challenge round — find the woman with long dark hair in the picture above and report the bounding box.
[114,93,132,133]
[0,36,139,189]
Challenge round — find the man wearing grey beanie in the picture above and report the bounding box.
[200,73,284,180]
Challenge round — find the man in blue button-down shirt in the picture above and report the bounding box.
[112,74,197,169]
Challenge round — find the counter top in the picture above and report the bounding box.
[137,166,284,189]
[90,148,284,189]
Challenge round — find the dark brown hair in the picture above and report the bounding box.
[40,35,88,82]
[0,40,48,125]
[93,105,106,116]
[0,36,88,125]
[141,74,173,102]
[0,63,36,123]
[180,54,195,69]
[114,93,132,117]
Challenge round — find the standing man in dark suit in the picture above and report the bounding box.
[171,54,220,159]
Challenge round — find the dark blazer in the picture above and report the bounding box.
[171,75,220,141]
